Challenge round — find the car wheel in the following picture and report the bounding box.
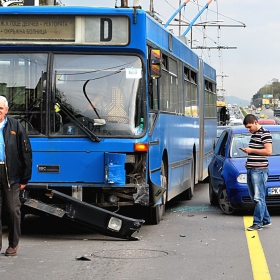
[218,187,234,214]
[209,177,218,205]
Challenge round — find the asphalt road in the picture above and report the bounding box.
[1,183,280,280]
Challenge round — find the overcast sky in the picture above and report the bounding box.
[61,0,280,103]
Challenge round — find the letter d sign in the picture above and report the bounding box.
[100,18,112,42]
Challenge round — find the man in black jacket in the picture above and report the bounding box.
[0,96,32,256]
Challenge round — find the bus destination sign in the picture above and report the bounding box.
[85,16,129,45]
[0,16,75,41]
[0,15,129,45]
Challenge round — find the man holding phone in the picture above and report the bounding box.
[242,114,272,231]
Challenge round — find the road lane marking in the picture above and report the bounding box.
[243,216,271,280]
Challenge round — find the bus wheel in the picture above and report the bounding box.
[148,160,167,225]
[182,158,195,200]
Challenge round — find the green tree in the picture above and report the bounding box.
[251,79,280,107]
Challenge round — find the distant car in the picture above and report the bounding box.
[229,119,243,126]
[255,110,260,114]
[208,125,280,214]
[258,119,277,125]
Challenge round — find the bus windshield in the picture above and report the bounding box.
[1,53,144,137]
[53,54,144,137]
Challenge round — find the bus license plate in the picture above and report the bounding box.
[268,188,280,195]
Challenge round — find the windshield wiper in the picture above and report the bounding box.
[83,79,102,119]
[82,70,123,119]
[55,101,100,142]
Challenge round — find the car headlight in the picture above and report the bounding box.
[108,217,122,232]
[237,174,247,184]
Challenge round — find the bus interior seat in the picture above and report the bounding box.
[106,86,128,123]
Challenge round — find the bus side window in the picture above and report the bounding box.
[30,112,41,133]
[54,112,63,133]
[149,78,158,110]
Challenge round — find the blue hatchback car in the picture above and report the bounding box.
[208,125,280,214]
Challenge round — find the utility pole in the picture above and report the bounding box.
[121,0,128,7]
[150,0,154,12]
[46,0,55,4]
[217,74,229,102]
[179,0,182,36]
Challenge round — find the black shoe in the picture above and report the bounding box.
[263,222,272,227]
[247,224,263,231]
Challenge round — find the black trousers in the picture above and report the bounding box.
[0,165,21,249]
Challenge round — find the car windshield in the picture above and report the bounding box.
[230,134,251,158]
[230,132,280,158]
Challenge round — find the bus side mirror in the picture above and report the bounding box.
[149,49,162,79]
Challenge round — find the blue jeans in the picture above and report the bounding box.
[247,168,271,226]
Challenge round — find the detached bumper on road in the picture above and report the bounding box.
[23,190,145,241]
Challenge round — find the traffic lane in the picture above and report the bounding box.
[1,213,251,279]
[255,207,280,280]
[0,185,251,280]
[257,108,278,121]
[261,108,274,119]
[168,184,280,280]
[165,184,252,280]
[193,183,280,280]
[0,183,258,280]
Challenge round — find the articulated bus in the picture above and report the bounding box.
[0,5,217,224]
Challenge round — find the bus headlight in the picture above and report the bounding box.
[237,174,247,184]
[108,194,118,204]
[108,217,122,232]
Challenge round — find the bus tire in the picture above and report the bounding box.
[148,160,167,225]
[182,158,195,200]
[149,204,165,225]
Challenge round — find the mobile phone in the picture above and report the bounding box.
[239,148,244,151]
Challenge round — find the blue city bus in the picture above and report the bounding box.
[0,5,217,224]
